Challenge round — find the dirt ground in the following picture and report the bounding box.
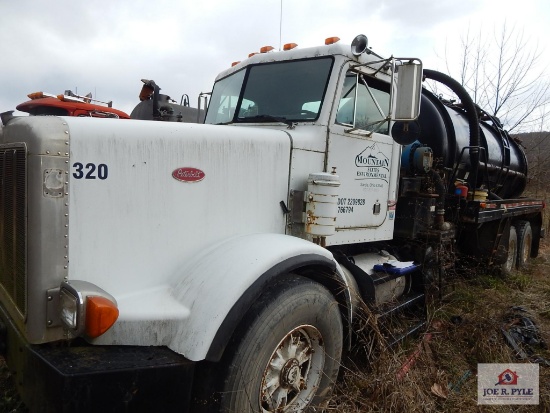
[1,246,549,412]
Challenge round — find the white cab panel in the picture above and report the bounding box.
[66,117,291,304]
[325,127,400,245]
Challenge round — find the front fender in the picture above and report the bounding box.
[92,233,351,361]
[172,233,351,361]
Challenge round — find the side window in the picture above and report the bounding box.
[205,69,246,124]
[336,71,390,134]
[336,74,356,126]
[32,106,70,116]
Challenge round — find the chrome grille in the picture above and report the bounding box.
[0,146,27,316]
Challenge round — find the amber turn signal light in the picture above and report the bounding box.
[85,296,119,338]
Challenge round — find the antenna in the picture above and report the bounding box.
[279,0,282,51]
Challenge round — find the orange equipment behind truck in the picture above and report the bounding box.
[16,91,130,119]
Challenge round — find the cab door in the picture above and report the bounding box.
[327,70,398,232]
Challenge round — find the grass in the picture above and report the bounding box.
[329,243,550,412]
[2,245,550,412]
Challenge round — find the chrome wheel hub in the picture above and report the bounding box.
[260,325,324,412]
[281,359,301,388]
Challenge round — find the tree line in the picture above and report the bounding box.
[438,22,549,200]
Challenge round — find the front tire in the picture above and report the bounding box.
[220,275,343,413]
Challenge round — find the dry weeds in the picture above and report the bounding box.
[330,244,550,412]
[1,246,549,412]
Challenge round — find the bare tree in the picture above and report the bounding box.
[519,108,550,198]
[440,22,550,132]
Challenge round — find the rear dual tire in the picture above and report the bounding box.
[501,225,517,276]
[501,221,532,275]
[516,221,532,269]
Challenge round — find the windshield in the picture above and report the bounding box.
[205,57,333,125]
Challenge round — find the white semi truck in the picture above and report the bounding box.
[0,35,544,412]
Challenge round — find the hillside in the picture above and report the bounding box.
[514,131,550,201]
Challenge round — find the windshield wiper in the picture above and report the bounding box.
[237,114,293,128]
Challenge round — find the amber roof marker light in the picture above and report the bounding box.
[325,37,340,45]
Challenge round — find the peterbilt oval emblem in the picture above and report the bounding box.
[172,167,205,183]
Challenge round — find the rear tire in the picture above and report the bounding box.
[516,221,532,269]
[219,275,343,413]
[501,225,517,276]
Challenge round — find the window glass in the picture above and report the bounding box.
[205,57,333,124]
[336,71,390,134]
[204,69,246,124]
[238,58,333,122]
[31,106,70,116]
[335,73,356,126]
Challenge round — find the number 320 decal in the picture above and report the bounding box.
[72,162,109,180]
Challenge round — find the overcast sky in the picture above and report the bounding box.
[1,0,548,124]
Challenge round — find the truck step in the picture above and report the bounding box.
[374,292,427,348]
[376,292,425,319]
[387,320,428,347]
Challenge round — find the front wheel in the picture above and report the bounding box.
[220,275,343,413]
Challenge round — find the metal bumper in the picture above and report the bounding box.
[0,303,195,413]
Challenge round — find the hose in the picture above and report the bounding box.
[430,169,446,229]
[422,69,480,166]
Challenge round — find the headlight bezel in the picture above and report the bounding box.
[59,287,85,331]
[59,280,118,338]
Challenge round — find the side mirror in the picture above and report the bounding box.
[393,60,422,121]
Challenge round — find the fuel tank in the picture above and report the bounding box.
[415,90,527,199]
